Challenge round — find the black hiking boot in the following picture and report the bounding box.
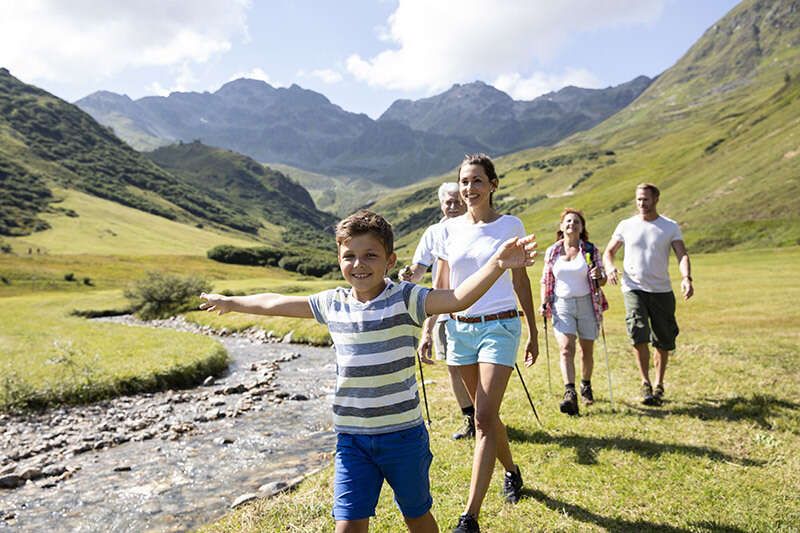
[502,465,523,504]
[642,382,658,406]
[560,388,579,416]
[452,415,475,440]
[452,513,480,533]
[580,381,594,405]
[653,384,664,405]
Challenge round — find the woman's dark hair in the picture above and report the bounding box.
[556,208,589,242]
[458,153,498,206]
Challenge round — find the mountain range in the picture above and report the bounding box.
[75,76,651,186]
[0,68,334,244]
[378,0,800,255]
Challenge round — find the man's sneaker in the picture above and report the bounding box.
[580,382,594,405]
[653,384,664,405]
[642,382,658,406]
[452,513,480,533]
[559,388,579,416]
[452,415,475,440]
[502,465,523,504]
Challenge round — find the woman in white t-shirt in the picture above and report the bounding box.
[539,208,607,417]
[421,153,538,532]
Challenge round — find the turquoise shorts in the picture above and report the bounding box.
[445,316,522,368]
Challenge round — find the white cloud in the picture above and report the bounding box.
[145,63,200,96]
[309,69,343,84]
[494,68,602,100]
[0,0,250,83]
[346,0,664,92]
[228,67,280,86]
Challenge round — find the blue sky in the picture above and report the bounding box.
[0,0,740,118]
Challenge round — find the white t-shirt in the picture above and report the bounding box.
[411,220,449,323]
[612,215,683,293]
[553,253,591,298]
[436,214,526,316]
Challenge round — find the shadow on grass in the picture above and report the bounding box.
[528,489,747,533]
[662,394,800,429]
[506,427,762,466]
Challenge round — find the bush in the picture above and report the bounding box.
[82,277,93,286]
[0,242,11,254]
[207,244,283,266]
[64,272,75,282]
[124,271,211,320]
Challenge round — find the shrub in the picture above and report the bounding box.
[64,272,75,282]
[0,242,11,254]
[207,245,283,266]
[82,277,93,286]
[124,271,211,320]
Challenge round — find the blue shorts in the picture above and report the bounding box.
[332,424,433,521]
[445,316,522,368]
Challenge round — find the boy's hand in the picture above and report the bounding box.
[199,293,232,315]
[494,234,537,270]
[417,331,435,364]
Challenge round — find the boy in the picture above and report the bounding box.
[200,210,536,533]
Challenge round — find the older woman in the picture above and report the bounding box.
[422,153,538,533]
[540,208,607,416]
[400,182,475,440]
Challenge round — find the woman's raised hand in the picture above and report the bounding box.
[495,234,537,270]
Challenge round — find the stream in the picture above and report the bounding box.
[0,317,337,531]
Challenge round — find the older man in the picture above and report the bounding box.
[400,182,474,439]
[603,183,694,406]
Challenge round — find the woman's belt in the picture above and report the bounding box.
[449,309,523,323]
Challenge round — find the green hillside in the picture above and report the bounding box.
[267,162,388,216]
[375,0,800,256]
[4,188,260,255]
[0,68,262,236]
[146,142,338,246]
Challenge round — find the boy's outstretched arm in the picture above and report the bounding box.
[424,234,537,316]
[199,292,314,318]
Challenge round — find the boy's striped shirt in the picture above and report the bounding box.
[309,280,430,435]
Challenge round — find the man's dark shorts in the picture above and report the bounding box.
[623,290,679,351]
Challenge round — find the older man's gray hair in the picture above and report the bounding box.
[437,182,459,202]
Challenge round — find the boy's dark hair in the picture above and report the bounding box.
[459,153,499,206]
[335,210,394,255]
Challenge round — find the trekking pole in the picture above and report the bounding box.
[599,320,614,410]
[543,315,553,395]
[416,354,432,426]
[586,252,614,410]
[515,363,543,427]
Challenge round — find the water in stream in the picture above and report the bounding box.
[0,325,337,532]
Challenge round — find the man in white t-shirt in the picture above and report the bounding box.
[400,182,475,439]
[603,183,694,406]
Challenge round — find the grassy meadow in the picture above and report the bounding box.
[204,246,800,532]
[0,251,332,410]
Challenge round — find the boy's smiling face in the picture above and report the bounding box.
[338,233,397,302]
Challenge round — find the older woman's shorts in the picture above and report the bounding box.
[552,294,598,340]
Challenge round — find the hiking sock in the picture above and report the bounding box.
[580,379,591,388]
[461,405,475,418]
